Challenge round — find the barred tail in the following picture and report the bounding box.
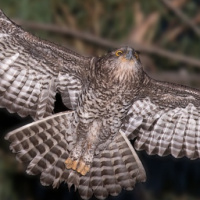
[5,112,146,200]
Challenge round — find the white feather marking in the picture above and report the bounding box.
[1,53,19,70]
[0,33,9,38]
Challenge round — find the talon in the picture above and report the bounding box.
[77,160,90,175]
[81,165,90,175]
[77,160,85,173]
[65,158,79,170]
[65,158,90,175]
[72,160,78,170]
[65,158,73,169]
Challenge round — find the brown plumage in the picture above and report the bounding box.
[1,9,200,200]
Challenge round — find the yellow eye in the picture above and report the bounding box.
[115,50,123,57]
[134,52,139,60]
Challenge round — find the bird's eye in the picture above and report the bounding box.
[134,52,139,60]
[115,50,123,57]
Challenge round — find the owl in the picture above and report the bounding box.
[1,9,200,200]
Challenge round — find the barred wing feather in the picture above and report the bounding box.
[0,9,91,119]
[123,79,200,160]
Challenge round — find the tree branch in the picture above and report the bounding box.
[161,0,200,37]
[14,19,200,68]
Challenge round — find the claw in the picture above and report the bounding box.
[81,165,90,176]
[65,158,73,169]
[77,160,90,175]
[65,158,78,170]
[65,158,90,175]
[72,160,78,170]
[77,160,85,173]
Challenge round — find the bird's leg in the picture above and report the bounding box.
[65,141,83,170]
[65,138,85,172]
[75,120,102,175]
[65,120,101,175]
[65,140,94,175]
[65,120,93,175]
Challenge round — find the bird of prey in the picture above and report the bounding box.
[1,9,200,200]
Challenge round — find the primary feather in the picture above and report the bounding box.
[0,9,91,119]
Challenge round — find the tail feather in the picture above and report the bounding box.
[89,155,108,199]
[68,171,80,190]
[7,116,64,154]
[5,111,146,200]
[78,171,93,200]
[41,152,70,188]
[118,131,146,182]
[17,133,63,163]
[101,149,121,196]
[61,166,80,190]
[26,140,66,175]
[109,142,133,190]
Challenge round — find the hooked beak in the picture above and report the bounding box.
[126,48,134,60]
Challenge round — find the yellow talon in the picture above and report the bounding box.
[77,160,90,175]
[65,158,90,175]
[81,165,90,176]
[77,160,85,173]
[71,160,78,170]
[65,158,73,169]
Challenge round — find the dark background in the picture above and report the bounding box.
[1,1,200,200]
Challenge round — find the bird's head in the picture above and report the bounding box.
[94,47,143,85]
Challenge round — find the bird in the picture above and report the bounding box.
[1,8,200,200]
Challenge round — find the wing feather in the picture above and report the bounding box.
[122,75,200,160]
[0,9,92,119]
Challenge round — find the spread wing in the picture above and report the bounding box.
[0,9,92,120]
[121,76,200,159]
